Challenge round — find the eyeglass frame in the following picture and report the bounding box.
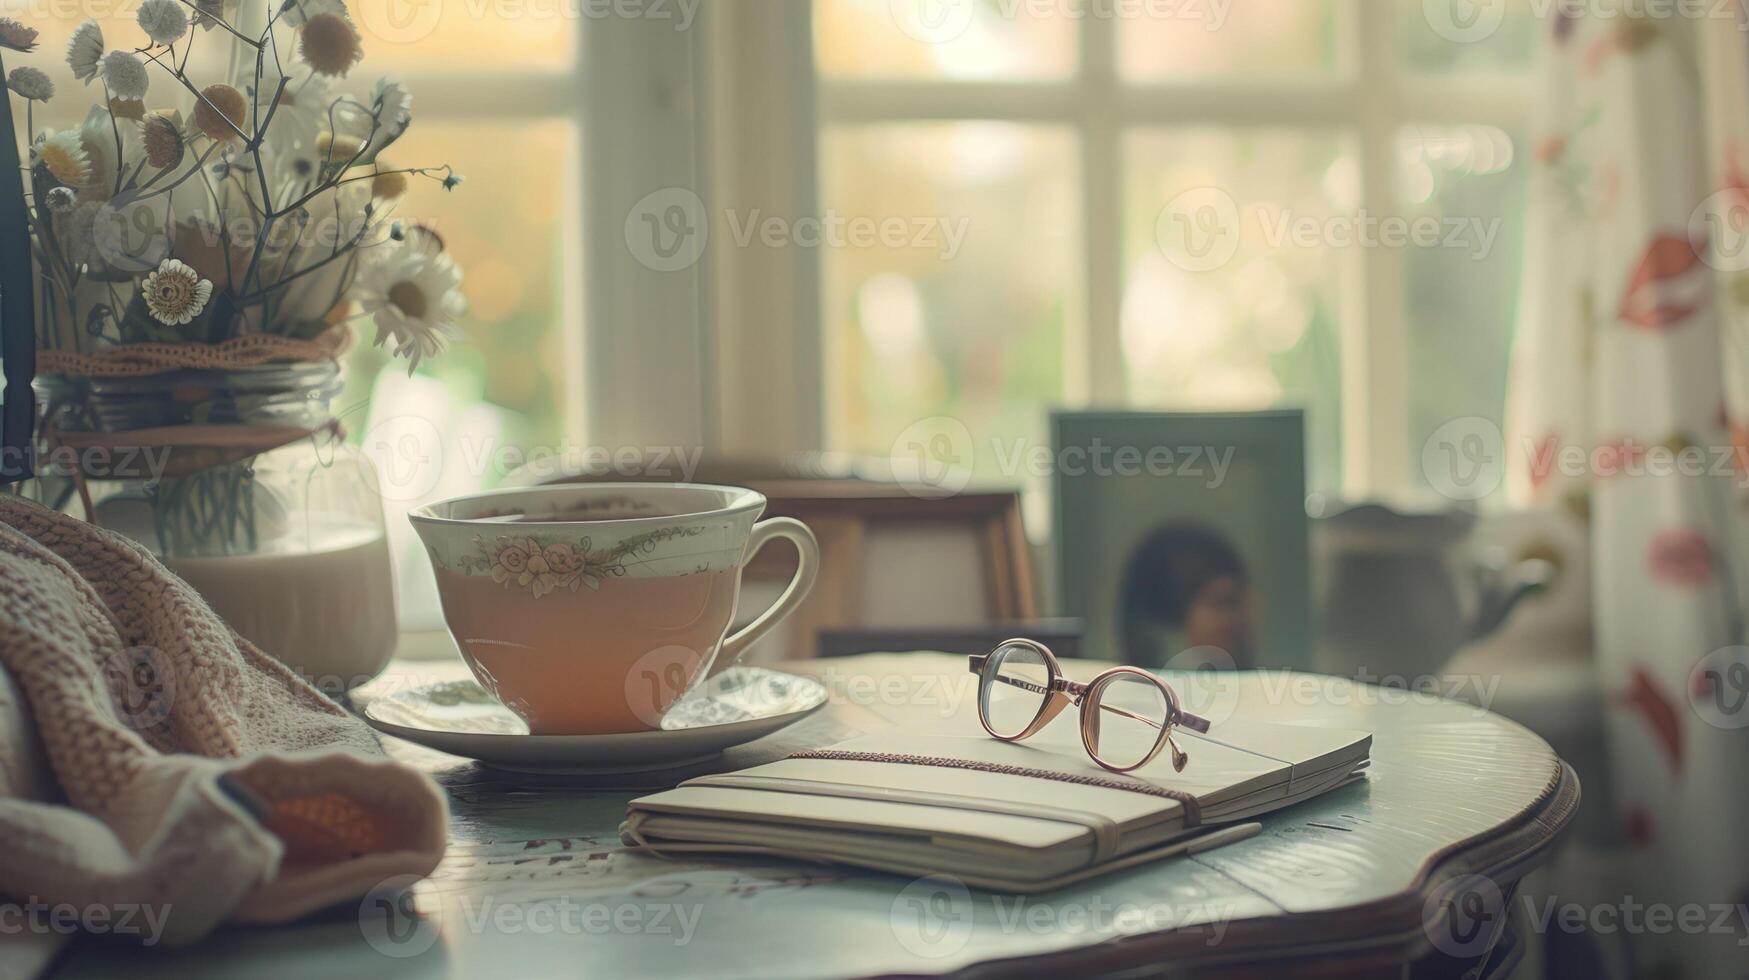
[968,638,1213,774]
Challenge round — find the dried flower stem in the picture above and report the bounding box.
[101,81,126,197]
[138,46,250,143]
[171,0,262,50]
[331,165,456,190]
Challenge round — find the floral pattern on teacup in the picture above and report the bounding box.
[487,537,563,598]
[456,524,709,597]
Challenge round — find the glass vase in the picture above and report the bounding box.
[34,361,397,692]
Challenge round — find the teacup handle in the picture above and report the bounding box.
[719,517,819,665]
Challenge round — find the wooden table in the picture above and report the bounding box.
[56,654,1578,979]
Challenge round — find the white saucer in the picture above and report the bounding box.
[362,666,829,774]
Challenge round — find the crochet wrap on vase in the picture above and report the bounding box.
[0,495,447,946]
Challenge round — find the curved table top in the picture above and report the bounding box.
[59,653,1577,979]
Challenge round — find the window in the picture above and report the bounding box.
[336,5,585,456]
[14,1,1540,514]
[808,0,1536,501]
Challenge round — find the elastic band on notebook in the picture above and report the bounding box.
[684,772,1126,861]
[787,749,1202,829]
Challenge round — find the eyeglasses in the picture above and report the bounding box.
[968,639,1212,774]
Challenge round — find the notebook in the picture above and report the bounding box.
[622,718,1371,891]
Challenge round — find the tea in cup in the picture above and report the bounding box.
[410,483,818,735]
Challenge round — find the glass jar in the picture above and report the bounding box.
[34,361,397,692]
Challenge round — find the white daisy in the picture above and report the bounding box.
[79,105,144,198]
[35,130,91,186]
[99,51,149,101]
[358,245,466,373]
[361,77,412,162]
[141,259,213,326]
[137,0,190,46]
[280,0,348,27]
[7,66,53,102]
[66,21,103,83]
[373,78,412,131]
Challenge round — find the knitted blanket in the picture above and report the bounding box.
[0,496,447,950]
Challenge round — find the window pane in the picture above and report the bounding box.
[816,0,1075,79]
[1120,1,1338,80]
[351,1,577,70]
[1124,129,1350,491]
[821,123,1078,499]
[1398,0,1538,74]
[1399,124,1525,496]
[339,119,577,454]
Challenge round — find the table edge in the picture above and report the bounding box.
[946,759,1580,978]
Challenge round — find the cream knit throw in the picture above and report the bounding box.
[0,496,447,949]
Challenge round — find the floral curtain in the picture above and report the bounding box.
[1509,10,1749,977]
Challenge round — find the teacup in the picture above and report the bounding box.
[410,483,818,735]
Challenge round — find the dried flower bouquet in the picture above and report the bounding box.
[0,0,468,555]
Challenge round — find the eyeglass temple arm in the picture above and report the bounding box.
[969,655,1213,731]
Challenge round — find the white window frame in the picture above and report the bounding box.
[581,2,1533,496]
[392,23,592,449]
